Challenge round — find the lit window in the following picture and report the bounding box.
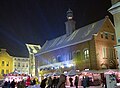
[84,49,89,59]
[6,62,9,66]
[102,47,107,58]
[2,61,4,66]
[104,32,108,39]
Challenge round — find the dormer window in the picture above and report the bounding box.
[101,33,103,38]
[111,34,114,40]
[104,32,108,39]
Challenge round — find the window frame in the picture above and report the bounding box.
[2,61,4,66]
[76,50,81,58]
[104,32,108,39]
[83,49,89,59]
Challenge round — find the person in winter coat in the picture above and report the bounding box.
[81,75,89,88]
[69,77,73,87]
[74,76,79,88]
[40,78,47,88]
[26,76,31,87]
[47,76,53,88]
[57,74,66,88]
[10,80,16,88]
[3,81,8,88]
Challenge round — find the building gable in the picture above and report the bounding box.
[36,17,111,56]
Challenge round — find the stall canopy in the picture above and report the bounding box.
[81,70,98,73]
[66,70,80,76]
[81,69,119,74]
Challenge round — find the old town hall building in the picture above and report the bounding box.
[35,9,117,76]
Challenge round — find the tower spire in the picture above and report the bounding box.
[65,9,76,36]
[66,8,73,20]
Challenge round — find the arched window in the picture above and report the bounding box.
[84,49,89,59]
[57,55,62,62]
[72,51,76,59]
[76,50,81,58]
[52,56,56,63]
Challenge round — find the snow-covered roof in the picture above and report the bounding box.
[36,18,106,55]
[108,1,120,10]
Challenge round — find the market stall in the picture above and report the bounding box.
[81,70,101,86]
[4,71,28,82]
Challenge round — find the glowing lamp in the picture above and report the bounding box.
[61,65,64,68]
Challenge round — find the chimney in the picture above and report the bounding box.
[65,9,76,36]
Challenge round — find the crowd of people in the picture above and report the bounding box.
[2,76,39,88]
[2,74,91,88]
[40,74,90,88]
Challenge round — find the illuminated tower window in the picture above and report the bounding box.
[84,49,89,59]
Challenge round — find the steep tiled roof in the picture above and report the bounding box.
[36,18,106,55]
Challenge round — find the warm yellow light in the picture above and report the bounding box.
[61,65,64,68]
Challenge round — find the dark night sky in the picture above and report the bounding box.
[0,0,113,57]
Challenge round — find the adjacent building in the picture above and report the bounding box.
[26,44,41,76]
[0,49,13,78]
[108,0,120,70]
[12,56,29,74]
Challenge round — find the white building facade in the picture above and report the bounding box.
[13,57,29,74]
